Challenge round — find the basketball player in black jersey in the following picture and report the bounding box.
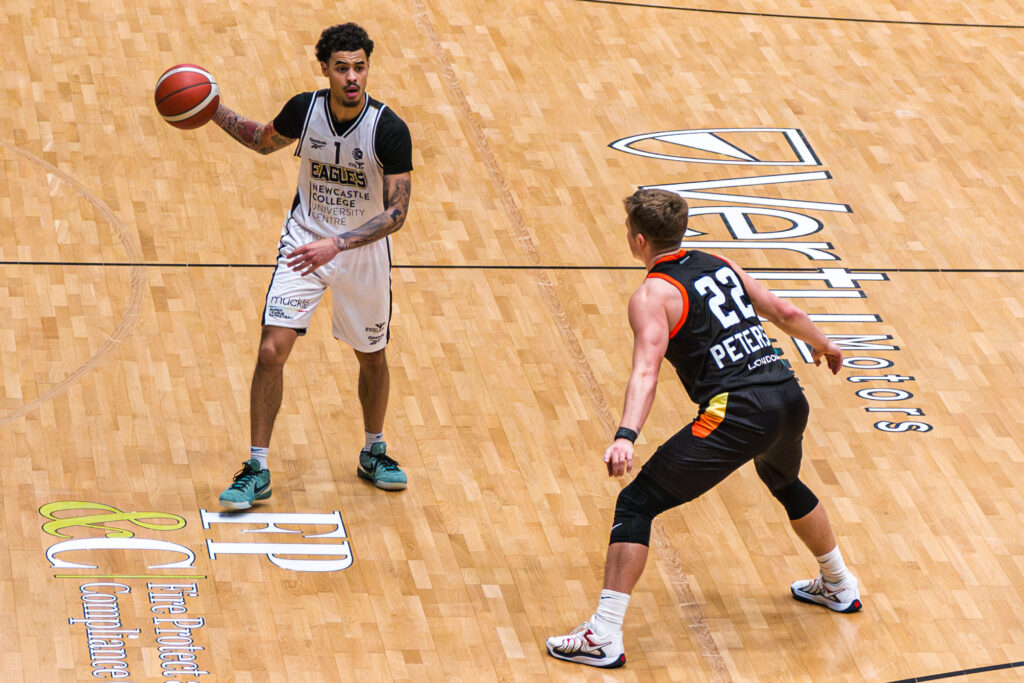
[547,189,861,669]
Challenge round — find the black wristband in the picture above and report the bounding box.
[614,427,638,443]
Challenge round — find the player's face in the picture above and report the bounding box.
[321,49,369,111]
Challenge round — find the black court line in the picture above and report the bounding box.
[0,261,275,268]
[0,261,641,270]
[889,660,1024,682]
[576,0,1024,29]
[2,261,1023,274]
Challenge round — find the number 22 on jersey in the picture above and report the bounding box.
[694,266,756,329]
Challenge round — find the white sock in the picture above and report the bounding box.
[592,589,630,636]
[250,446,269,471]
[816,546,851,584]
[363,431,384,452]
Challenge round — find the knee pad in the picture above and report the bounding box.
[771,478,819,520]
[610,475,677,546]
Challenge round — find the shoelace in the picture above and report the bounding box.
[556,624,600,653]
[804,577,826,593]
[372,453,401,471]
[229,466,260,490]
[804,576,846,596]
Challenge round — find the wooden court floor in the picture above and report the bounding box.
[3,0,1024,680]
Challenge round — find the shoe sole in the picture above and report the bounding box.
[357,467,407,491]
[219,487,271,510]
[546,645,626,669]
[791,588,863,613]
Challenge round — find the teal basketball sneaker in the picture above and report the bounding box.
[218,459,272,510]
[357,442,407,490]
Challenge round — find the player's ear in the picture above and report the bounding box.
[320,61,329,77]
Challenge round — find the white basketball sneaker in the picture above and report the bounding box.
[546,620,626,668]
[791,574,862,613]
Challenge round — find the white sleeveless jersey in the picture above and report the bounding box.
[288,90,387,238]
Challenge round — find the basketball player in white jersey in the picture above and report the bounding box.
[209,23,413,508]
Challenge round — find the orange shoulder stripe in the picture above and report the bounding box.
[645,272,689,338]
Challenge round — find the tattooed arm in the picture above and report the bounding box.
[212,103,295,155]
[286,172,413,276]
[335,172,411,250]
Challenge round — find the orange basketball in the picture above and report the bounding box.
[154,64,220,130]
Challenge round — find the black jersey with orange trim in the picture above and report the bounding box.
[648,250,794,407]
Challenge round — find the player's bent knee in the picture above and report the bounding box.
[611,489,653,546]
[771,478,819,520]
[610,475,677,546]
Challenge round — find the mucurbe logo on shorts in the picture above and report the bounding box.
[268,295,313,320]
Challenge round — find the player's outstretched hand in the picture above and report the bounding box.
[286,238,341,276]
[812,340,843,375]
[604,439,634,477]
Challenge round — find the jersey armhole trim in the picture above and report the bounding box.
[371,103,385,169]
[646,272,689,339]
[294,91,321,157]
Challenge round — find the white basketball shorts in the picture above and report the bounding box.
[262,218,392,353]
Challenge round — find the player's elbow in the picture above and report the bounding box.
[254,126,280,154]
[255,140,278,155]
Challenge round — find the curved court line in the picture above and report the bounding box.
[409,4,730,678]
[0,140,146,427]
[576,0,1024,29]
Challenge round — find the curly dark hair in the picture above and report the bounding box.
[315,23,374,63]
[623,189,689,250]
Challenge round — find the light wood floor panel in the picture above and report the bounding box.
[5,0,1024,681]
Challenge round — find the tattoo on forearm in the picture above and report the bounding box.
[334,175,412,252]
[333,214,399,250]
[213,107,259,146]
[213,105,291,155]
